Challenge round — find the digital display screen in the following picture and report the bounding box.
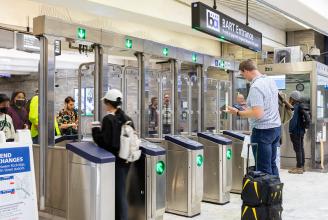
[268,75,286,90]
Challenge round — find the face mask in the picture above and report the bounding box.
[0,107,8,114]
[15,100,26,108]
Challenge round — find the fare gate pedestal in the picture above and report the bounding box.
[66,142,115,220]
[127,139,166,220]
[164,135,203,217]
[222,130,247,194]
[197,132,232,204]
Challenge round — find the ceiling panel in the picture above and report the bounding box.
[216,0,306,31]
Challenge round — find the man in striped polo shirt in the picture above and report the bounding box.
[226,59,281,176]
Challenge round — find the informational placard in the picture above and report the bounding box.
[16,33,40,53]
[0,142,38,220]
[192,2,262,52]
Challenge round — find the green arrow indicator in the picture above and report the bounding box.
[196,154,203,167]
[125,38,133,49]
[77,28,86,40]
[192,53,197,62]
[162,47,169,56]
[156,161,165,175]
[226,148,232,160]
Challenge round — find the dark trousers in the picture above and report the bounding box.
[115,162,130,220]
[32,136,39,144]
[163,124,171,134]
[251,127,281,176]
[290,133,305,168]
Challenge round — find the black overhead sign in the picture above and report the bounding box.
[192,2,262,52]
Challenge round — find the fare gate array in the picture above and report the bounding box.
[127,140,166,220]
[164,135,204,217]
[222,130,247,194]
[197,132,232,204]
[66,142,116,220]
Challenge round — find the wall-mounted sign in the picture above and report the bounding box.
[0,29,14,49]
[16,33,40,53]
[192,2,262,52]
[214,59,234,70]
[54,40,61,56]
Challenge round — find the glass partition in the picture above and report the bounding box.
[144,69,160,138]
[316,74,328,120]
[219,81,231,131]
[204,78,218,132]
[190,73,200,134]
[125,67,140,134]
[177,74,189,134]
[54,40,94,138]
[0,33,40,142]
[161,70,173,136]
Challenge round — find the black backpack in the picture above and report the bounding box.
[299,104,310,129]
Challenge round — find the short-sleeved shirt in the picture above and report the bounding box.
[247,75,281,129]
[57,109,78,135]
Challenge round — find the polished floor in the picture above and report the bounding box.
[39,169,328,220]
[163,169,328,220]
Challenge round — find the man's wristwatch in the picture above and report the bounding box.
[236,110,240,116]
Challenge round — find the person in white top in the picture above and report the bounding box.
[0,94,16,141]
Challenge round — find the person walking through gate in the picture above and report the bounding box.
[92,89,134,220]
[226,59,281,176]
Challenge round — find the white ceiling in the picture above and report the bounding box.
[202,0,309,31]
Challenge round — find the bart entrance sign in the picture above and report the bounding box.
[192,2,262,52]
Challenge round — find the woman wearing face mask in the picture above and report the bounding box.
[0,94,16,141]
[7,91,28,130]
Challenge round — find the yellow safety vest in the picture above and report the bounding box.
[29,95,61,138]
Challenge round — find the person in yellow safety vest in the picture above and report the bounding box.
[29,95,61,144]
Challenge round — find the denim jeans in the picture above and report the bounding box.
[251,127,281,176]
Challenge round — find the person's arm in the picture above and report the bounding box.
[92,116,112,149]
[8,116,16,138]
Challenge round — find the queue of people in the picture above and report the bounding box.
[0,90,79,143]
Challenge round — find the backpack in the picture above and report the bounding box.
[299,105,311,129]
[119,120,141,162]
[278,92,293,125]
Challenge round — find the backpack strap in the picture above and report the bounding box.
[124,120,133,126]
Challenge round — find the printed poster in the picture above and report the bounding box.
[0,143,38,220]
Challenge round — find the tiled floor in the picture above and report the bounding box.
[164,169,328,220]
[39,169,328,220]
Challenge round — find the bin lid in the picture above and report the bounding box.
[140,140,166,156]
[55,134,79,144]
[222,130,245,141]
[66,142,115,163]
[197,132,232,145]
[164,135,203,150]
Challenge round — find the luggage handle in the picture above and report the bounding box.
[247,143,258,174]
